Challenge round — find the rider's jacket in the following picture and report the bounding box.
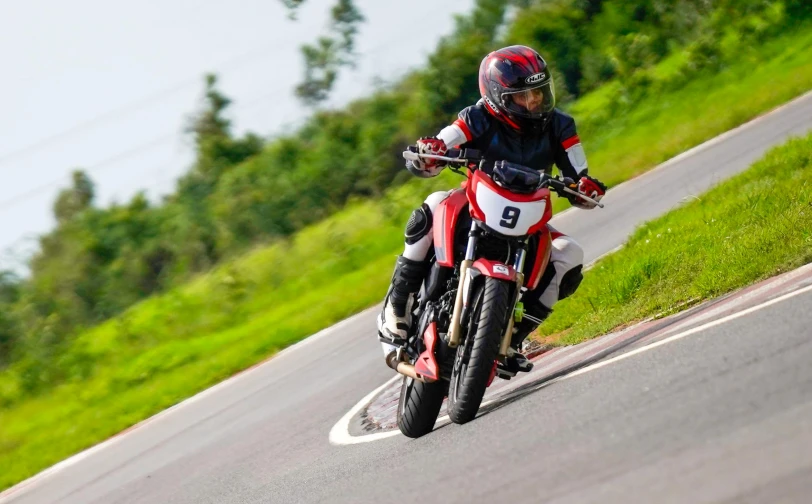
[444,99,589,181]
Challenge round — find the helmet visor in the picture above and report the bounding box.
[501,81,555,118]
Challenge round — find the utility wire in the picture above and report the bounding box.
[0,35,291,167]
[0,21,431,210]
[0,134,179,213]
[0,81,297,211]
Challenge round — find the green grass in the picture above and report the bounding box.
[538,133,812,345]
[571,24,812,188]
[2,24,812,491]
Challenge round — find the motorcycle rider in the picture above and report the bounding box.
[378,45,606,374]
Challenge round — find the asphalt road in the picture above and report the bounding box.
[5,92,812,504]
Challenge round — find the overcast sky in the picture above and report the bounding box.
[0,0,474,271]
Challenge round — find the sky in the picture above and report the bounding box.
[0,0,474,271]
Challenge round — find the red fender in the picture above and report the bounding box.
[471,258,517,282]
[414,321,440,382]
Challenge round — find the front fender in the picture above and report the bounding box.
[471,259,517,282]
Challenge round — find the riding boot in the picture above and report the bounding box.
[498,301,553,376]
[377,255,431,346]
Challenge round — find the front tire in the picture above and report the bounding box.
[447,277,511,424]
[397,376,446,438]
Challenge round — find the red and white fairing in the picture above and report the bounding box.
[467,170,551,236]
[433,168,554,290]
[472,180,546,235]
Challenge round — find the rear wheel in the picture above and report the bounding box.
[447,277,511,424]
[397,376,446,438]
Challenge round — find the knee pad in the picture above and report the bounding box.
[405,204,432,245]
[558,265,583,300]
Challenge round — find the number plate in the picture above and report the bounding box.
[474,184,546,236]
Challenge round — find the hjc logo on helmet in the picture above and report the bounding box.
[525,73,546,85]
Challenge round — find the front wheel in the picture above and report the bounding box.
[447,276,511,424]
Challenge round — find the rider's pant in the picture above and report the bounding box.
[383,191,584,354]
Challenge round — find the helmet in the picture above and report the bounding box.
[478,45,556,130]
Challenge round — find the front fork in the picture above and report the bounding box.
[499,249,526,359]
[447,222,527,361]
[447,222,478,348]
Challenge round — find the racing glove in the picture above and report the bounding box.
[569,175,607,209]
[409,137,447,177]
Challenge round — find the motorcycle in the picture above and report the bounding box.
[386,147,604,438]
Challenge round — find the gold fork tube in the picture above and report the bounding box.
[447,259,472,348]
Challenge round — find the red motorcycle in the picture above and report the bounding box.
[387,147,603,438]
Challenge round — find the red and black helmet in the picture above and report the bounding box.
[478,45,556,130]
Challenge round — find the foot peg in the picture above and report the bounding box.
[378,329,406,348]
[496,351,533,379]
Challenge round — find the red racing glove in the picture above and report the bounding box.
[411,137,447,177]
[571,175,607,209]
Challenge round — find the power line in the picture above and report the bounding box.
[0,9,431,169]
[0,35,291,167]
[0,44,395,210]
[0,62,372,212]
[0,14,443,210]
[0,85,291,211]
[0,83,191,168]
[0,134,179,213]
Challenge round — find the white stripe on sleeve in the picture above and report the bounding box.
[437,124,468,148]
[566,143,588,175]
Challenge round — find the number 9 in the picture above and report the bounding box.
[500,206,521,229]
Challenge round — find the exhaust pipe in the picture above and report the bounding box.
[385,351,436,383]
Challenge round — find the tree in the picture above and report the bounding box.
[284,0,365,105]
[174,74,265,270]
[184,74,263,187]
[53,170,95,223]
[280,0,306,19]
[187,74,231,146]
[0,271,20,367]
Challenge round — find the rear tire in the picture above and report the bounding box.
[447,277,511,424]
[397,376,446,438]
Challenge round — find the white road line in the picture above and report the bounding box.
[328,375,402,445]
[555,283,812,384]
[658,263,812,338]
[331,283,812,445]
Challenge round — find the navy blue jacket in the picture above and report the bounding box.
[452,100,588,180]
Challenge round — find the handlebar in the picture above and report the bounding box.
[402,148,605,208]
[402,147,479,166]
[541,175,604,207]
